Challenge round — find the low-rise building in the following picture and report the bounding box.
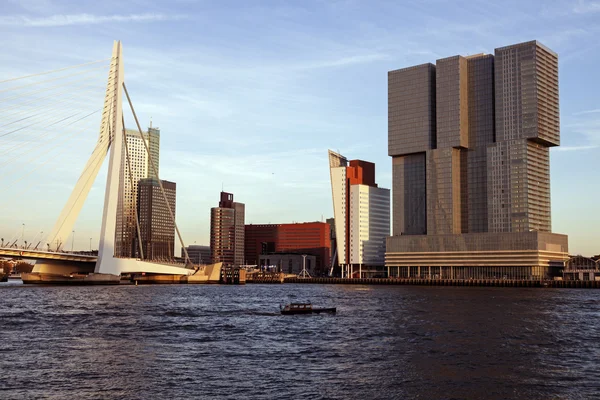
[245,222,330,275]
[258,253,316,276]
[182,245,211,265]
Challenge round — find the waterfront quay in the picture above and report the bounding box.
[283,277,600,288]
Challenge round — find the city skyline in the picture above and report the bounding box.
[0,1,599,256]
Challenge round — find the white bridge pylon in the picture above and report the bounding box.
[43,41,192,276]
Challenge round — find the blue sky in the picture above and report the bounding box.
[0,0,598,256]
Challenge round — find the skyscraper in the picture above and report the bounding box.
[210,192,245,266]
[329,151,390,278]
[115,126,161,258]
[137,178,176,260]
[386,40,568,280]
[147,126,160,179]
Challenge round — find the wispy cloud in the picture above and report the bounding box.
[554,145,599,152]
[296,53,390,70]
[573,108,600,115]
[573,0,600,14]
[0,13,185,27]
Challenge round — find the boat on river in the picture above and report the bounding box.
[280,302,336,315]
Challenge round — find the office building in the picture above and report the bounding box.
[245,222,331,275]
[137,178,176,260]
[329,151,390,278]
[386,40,568,279]
[182,244,211,265]
[147,125,160,179]
[115,125,161,257]
[210,192,245,266]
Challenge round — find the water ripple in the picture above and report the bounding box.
[1,283,599,399]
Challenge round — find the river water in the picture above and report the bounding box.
[1,282,599,399]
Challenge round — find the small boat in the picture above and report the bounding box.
[280,302,336,315]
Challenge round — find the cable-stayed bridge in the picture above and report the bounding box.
[0,41,207,283]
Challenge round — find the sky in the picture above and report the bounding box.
[0,0,598,256]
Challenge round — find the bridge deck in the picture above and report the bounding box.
[0,247,96,262]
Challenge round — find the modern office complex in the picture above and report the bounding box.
[115,126,161,257]
[210,192,245,266]
[329,151,390,278]
[181,244,211,265]
[386,40,568,280]
[137,178,176,260]
[244,222,331,275]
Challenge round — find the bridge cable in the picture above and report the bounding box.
[0,64,110,94]
[0,110,100,173]
[0,83,106,116]
[0,87,106,128]
[0,70,114,105]
[41,133,113,250]
[1,108,103,187]
[41,95,116,250]
[0,87,107,156]
[0,114,98,170]
[121,116,145,260]
[123,82,192,267]
[0,58,111,85]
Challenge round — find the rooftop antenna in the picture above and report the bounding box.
[149,116,152,129]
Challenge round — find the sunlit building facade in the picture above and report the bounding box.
[386,40,569,280]
[329,151,390,278]
[210,192,245,266]
[115,126,162,258]
[137,178,176,260]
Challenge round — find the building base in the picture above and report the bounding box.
[386,231,568,280]
[21,272,120,285]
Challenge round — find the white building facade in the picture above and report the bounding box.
[349,184,390,266]
[328,150,390,278]
[115,127,160,257]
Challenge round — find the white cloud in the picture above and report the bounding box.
[554,145,599,152]
[0,13,185,27]
[573,108,600,115]
[296,53,390,70]
[573,1,600,14]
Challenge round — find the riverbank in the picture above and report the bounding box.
[283,277,600,288]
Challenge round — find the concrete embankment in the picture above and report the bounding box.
[283,277,600,288]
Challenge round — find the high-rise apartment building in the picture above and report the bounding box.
[137,178,176,260]
[244,222,331,275]
[386,40,568,279]
[115,126,161,258]
[329,151,390,278]
[210,192,245,266]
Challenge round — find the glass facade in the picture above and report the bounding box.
[137,178,176,260]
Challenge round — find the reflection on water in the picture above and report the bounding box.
[1,283,599,399]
